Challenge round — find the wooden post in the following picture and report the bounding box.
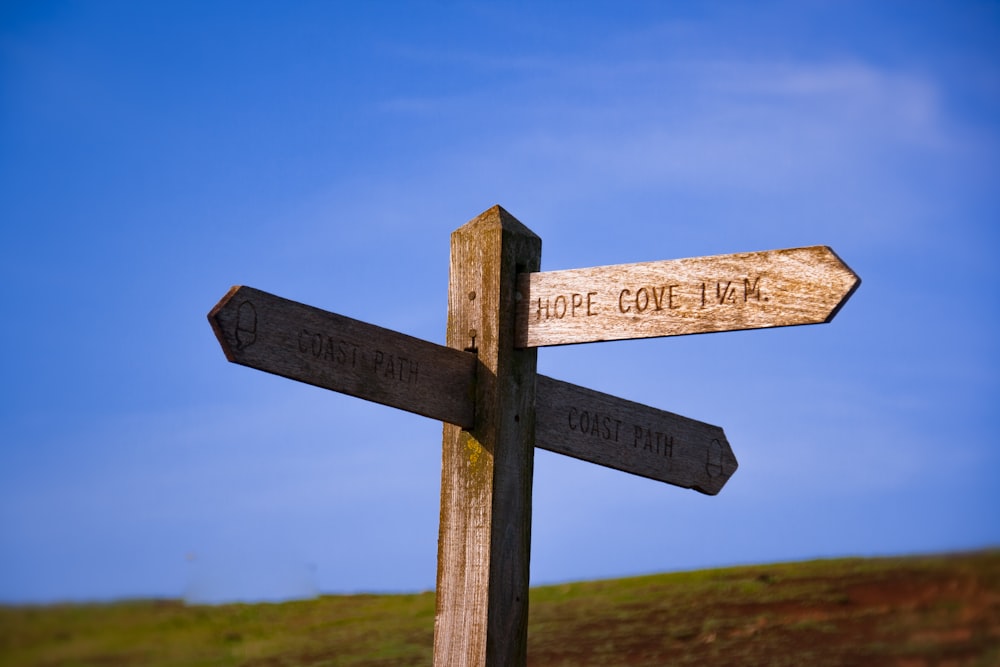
[433,206,541,666]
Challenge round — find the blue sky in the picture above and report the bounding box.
[1,1,998,604]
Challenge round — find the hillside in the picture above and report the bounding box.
[1,550,997,666]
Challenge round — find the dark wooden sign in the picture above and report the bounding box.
[209,286,477,428]
[535,375,736,495]
[515,246,860,347]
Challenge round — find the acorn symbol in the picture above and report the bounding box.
[235,301,257,350]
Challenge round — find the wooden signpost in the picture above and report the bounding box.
[208,205,859,666]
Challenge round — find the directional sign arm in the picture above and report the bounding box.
[516,245,860,347]
[534,375,737,495]
[209,286,478,428]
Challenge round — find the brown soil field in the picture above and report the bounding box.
[528,550,1000,666]
[1,550,997,666]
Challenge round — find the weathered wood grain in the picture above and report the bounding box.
[535,375,737,495]
[434,206,541,666]
[208,286,477,428]
[515,246,860,347]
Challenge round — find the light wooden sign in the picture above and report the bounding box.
[515,246,860,347]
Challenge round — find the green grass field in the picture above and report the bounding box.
[2,550,997,666]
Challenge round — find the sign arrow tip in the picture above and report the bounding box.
[820,246,862,323]
[208,285,246,363]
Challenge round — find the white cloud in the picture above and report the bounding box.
[358,52,965,260]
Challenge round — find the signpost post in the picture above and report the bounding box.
[207,204,858,666]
